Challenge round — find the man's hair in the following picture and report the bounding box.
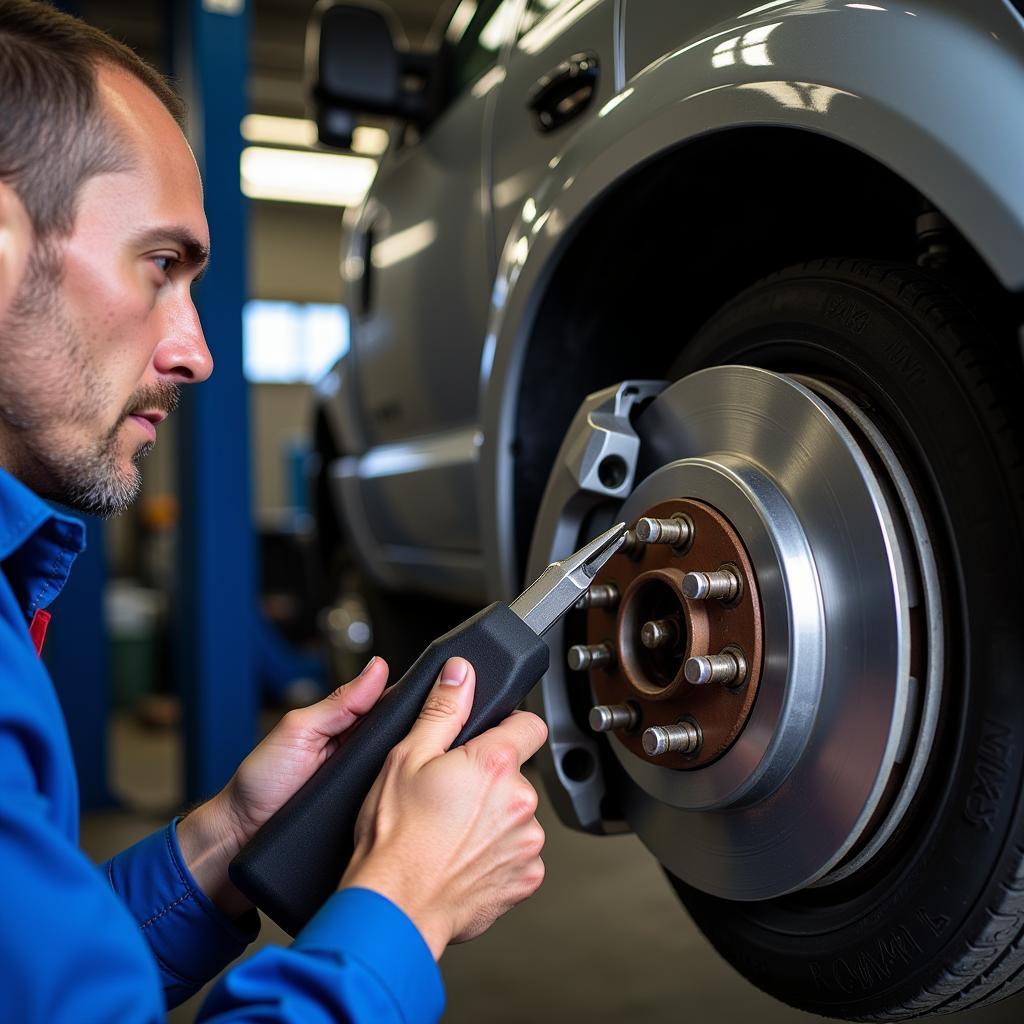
[0,0,186,240]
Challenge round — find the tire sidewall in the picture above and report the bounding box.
[667,263,1024,1019]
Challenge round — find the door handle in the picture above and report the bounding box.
[527,52,599,133]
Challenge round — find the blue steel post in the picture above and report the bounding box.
[172,0,257,800]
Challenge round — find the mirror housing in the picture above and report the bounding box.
[307,1,435,149]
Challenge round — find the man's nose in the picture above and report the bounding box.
[153,298,214,383]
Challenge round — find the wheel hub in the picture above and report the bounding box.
[526,366,941,900]
[584,498,764,770]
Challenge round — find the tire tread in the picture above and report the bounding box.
[684,258,1024,1022]
[812,260,1024,1021]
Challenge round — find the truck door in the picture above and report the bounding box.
[488,0,620,256]
[347,0,522,449]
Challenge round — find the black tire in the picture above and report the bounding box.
[665,260,1024,1020]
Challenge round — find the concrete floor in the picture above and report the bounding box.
[81,715,1024,1023]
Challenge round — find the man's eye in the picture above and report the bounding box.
[153,255,177,274]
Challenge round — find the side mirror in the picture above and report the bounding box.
[306,0,435,149]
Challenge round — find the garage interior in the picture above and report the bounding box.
[18,0,1024,1021]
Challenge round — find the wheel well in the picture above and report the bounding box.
[511,126,1014,578]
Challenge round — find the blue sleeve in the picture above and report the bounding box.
[0,729,165,1023]
[197,888,446,1024]
[103,820,260,1006]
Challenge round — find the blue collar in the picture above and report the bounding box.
[0,469,86,618]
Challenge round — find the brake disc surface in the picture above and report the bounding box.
[528,366,937,899]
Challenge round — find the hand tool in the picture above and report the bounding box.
[229,522,628,935]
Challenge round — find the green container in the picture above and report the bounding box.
[106,584,162,711]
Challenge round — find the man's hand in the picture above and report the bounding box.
[340,656,548,959]
[177,657,390,916]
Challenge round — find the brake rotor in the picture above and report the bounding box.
[526,366,940,900]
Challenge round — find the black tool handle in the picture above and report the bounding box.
[229,602,550,936]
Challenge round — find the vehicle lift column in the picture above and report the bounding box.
[172,0,258,801]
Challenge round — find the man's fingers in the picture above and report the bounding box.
[402,657,476,762]
[466,709,548,769]
[296,657,389,737]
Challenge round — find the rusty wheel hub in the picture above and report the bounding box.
[585,499,763,769]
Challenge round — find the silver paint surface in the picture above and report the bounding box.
[318,0,1020,683]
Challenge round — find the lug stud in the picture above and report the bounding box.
[682,565,741,602]
[589,702,639,733]
[635,514,694,548]
[684,647,747,687]
[640,617,680,650]
[621,528,643,556]
[567,642,615,671]
[575,582,620,611]
[642,721,702,757]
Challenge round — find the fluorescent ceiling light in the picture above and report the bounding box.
[240,146,377,207]
[242,113,317,147]
[352,126,390,156]
[240,114,389,157]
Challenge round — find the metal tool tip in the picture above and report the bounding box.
[510,524,629,637]
[580,525,627,578]
[582,522,627,563]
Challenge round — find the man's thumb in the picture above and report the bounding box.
[404,657,475,760]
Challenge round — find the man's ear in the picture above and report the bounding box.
[0,182,33,320]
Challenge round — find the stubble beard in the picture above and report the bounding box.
[0,242,178,518]
[46,418,155,519]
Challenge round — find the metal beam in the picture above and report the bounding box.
[172,0,257,800]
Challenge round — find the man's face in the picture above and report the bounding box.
[0,65,212,517]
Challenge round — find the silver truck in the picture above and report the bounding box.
[309,0,1024,1017]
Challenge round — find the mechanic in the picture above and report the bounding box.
[0,3,547,1021]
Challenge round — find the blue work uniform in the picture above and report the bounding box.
[0,468,444,1022]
